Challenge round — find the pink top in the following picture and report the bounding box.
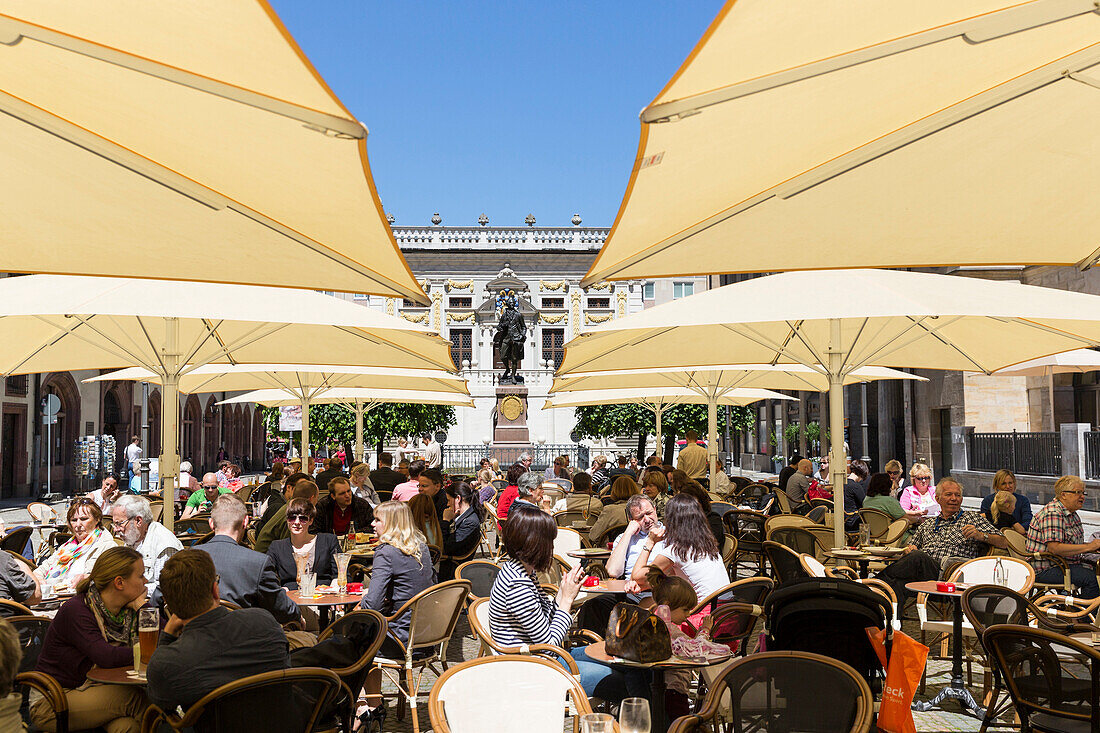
[900,485,940,517]
[392,481,420,502]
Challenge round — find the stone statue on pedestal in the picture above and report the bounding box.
[493,289,526,384]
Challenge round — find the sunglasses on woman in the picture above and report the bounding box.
[287,513,310,523]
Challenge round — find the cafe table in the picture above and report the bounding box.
[288,587,363,627]
[584,639,731,732]
[906,580,983,716]
[87,665,148,686]
[824,546,905,579]
[567,548,612,561]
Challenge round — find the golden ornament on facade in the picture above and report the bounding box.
[445,279,473,291]
[447,311,476,323]
[585,313,614,325]
[400,312,429,324]
[587,281,612,291]
[539,312,567,324]
[540,280,567,291]
[500,395,524,421]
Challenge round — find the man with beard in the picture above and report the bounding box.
[110,494,183,602]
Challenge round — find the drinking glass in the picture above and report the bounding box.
[335,553,352,593]
[300,571,317,597]
[858,523,871,547]
[619,698,651,733]
[293,553,309,587]
[580,713,614,733]
[138,607,159,668]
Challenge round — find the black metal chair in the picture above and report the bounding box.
[454,560,500,606]
[0,527,34,563]
[984,624,1100,733]
[724,509,767,576]
[762,541,810,584]
[669,651,875,733]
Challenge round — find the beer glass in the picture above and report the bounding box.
[138,608,159,668]
[335,553,352,593]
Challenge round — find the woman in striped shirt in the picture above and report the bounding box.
[489,503,646,702]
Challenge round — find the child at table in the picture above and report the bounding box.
[647,567,721,721]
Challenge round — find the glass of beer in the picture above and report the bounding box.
[138,608,159,669]
[335,553,352,593]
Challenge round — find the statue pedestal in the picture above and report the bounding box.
[493,386,531,447]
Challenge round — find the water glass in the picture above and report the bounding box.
[300,571,317,597]
[580,713,615,733]
[858,523,871,547]
[335,553,352,592]
[619,697,651,733]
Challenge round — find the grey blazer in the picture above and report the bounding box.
[196,535,300,624]
[361,543,436,644]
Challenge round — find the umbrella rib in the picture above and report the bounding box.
[986,316,1100,350]
[843,316,944,370]
[843,318,907,371]
[837,318,870,375]
[562,328,677,375]
[1,314,98,376]
[641,0,1096,122]
[875,316,992,373]
[774,322,830,371]
[190,322,288,366]
[332,325,453,371]
[0,14,366,138]
[131,316,167,373]
[21,314,154,374]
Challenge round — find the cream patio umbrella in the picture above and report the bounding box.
[218,388,476,464]
[558,268,1100,549]
[0,1,424,300]
[551,365,923,480]
[992,348,1100,431]
[0,275,453,528]
[88,365,470,466]
[583,0,1100,285]
[544,386,794,476]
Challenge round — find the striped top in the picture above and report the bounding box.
[488,560,571,648]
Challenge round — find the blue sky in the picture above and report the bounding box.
[268,1,723,229]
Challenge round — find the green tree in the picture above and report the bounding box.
[573,403,755,439]
[262,404,457,446]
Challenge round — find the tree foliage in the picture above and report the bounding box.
[262,403,457,445]
[573,403,756,440]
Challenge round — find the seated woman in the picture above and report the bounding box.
[641,470,670,519]
[266,498,339,589]
[350,462,381,507]
[588,475,641,546]
[980,469,1031,534]
[862,473,912,543]
[359,501,436,727]
[489,503,647,704]
[843,460,870,532]
[439,482,483,581]
[474,468,497,505]
[33,547,149,733]
[674,481,725,549]
[900,463,939,521]
[496,462,527,519]
[632,493,729,628]
[408,493,443,549]
[37,498,117,591]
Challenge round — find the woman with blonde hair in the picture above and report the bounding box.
[358,501,436,727]
[349,462,381,506]
[33,546,149,733]
[37,497,117,590]
[474,467,497,503]
[981,468,1031,534]
[899,463,939,520]
[883,459,904,495]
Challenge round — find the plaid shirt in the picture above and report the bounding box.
[1026,499,1084,572]
[910,510,1000,565]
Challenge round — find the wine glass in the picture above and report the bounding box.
[580,713,615,733]
[619,697,651,733]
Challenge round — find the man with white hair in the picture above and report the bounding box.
[110,494,182,600]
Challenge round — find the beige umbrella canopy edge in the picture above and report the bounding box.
[0,0,425,301]
[583,0,1100,286]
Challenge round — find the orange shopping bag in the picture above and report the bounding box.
[865,627,929,733]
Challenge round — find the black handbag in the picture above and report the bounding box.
[604,602,672,663]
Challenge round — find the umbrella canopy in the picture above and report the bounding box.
[552,364,923,394]
[992,348,1100,431]
[543,387,793,410]
[0,274,453,527]
[87,365,469,396]
[583,0,1100,285]
[0,1,424,300]
[220,387,475,464]
[558,268,1100,546]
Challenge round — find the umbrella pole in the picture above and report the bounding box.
[160,317,180,532]
[828,320,849,550]
[354,399,364,463]
[655,404,663,460]
[1048,367,1056,433]
[301,396,311,476]
[707,395,718,485]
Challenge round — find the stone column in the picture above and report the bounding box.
[950,425,974,472]
[1061,422,1089,478]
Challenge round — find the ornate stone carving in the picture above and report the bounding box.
[585,313,614,325]
[540,280,567,292]
[447,311,476,323]
[431,291,444,330]
[401,311,428,324]
[539,312,567,324]
[587,281,612,291]
[570,292,582,330]
[617,290,628,317]
[445,279,473,292]
[386,298,396,316]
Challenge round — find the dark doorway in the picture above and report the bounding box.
[934,408,953,477]
[2,413,15,498]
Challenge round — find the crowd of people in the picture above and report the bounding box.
[4,432,1100,731]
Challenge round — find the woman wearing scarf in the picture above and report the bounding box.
[36,499,117,592]
[33,546,150,733]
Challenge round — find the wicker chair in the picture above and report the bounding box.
[315,609,388,733]
[723,509,767,576]
[140,667,342,733]
[454,560,500,607]
[762,541,809,584]
[11,615,67,733]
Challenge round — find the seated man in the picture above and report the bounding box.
[507,472,544,516]
[876,477,1006,602]
[111,494,182,601]
[180,473,233,520]
[551,472,603,521]
[196,495,300,624]
[369,452,406,499]
[0,547,40,612]
[254,480,319,554]
[391,460,424,502]
[784,459,814,513]
[577,495,657,633]
[1027,475,1100,598]
[313,476,373,537]
[146,550,290,713]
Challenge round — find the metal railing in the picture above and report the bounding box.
[969,431,1060,477]
[441,444,590,474]
[1086,432,1100,480]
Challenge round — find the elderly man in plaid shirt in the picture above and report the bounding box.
[1027,475,1100,598]
[876,477,1007,602]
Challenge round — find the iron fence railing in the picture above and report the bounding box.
[441,444,590,474]
[969,431,1060,477]
[1086,432,1100,481]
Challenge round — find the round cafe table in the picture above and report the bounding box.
[585,639,731,733]
[87,666,147,686]
[905,580,983,716]
[287,588,363,627]
[824,547,905,579]
[567,548,612,561]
